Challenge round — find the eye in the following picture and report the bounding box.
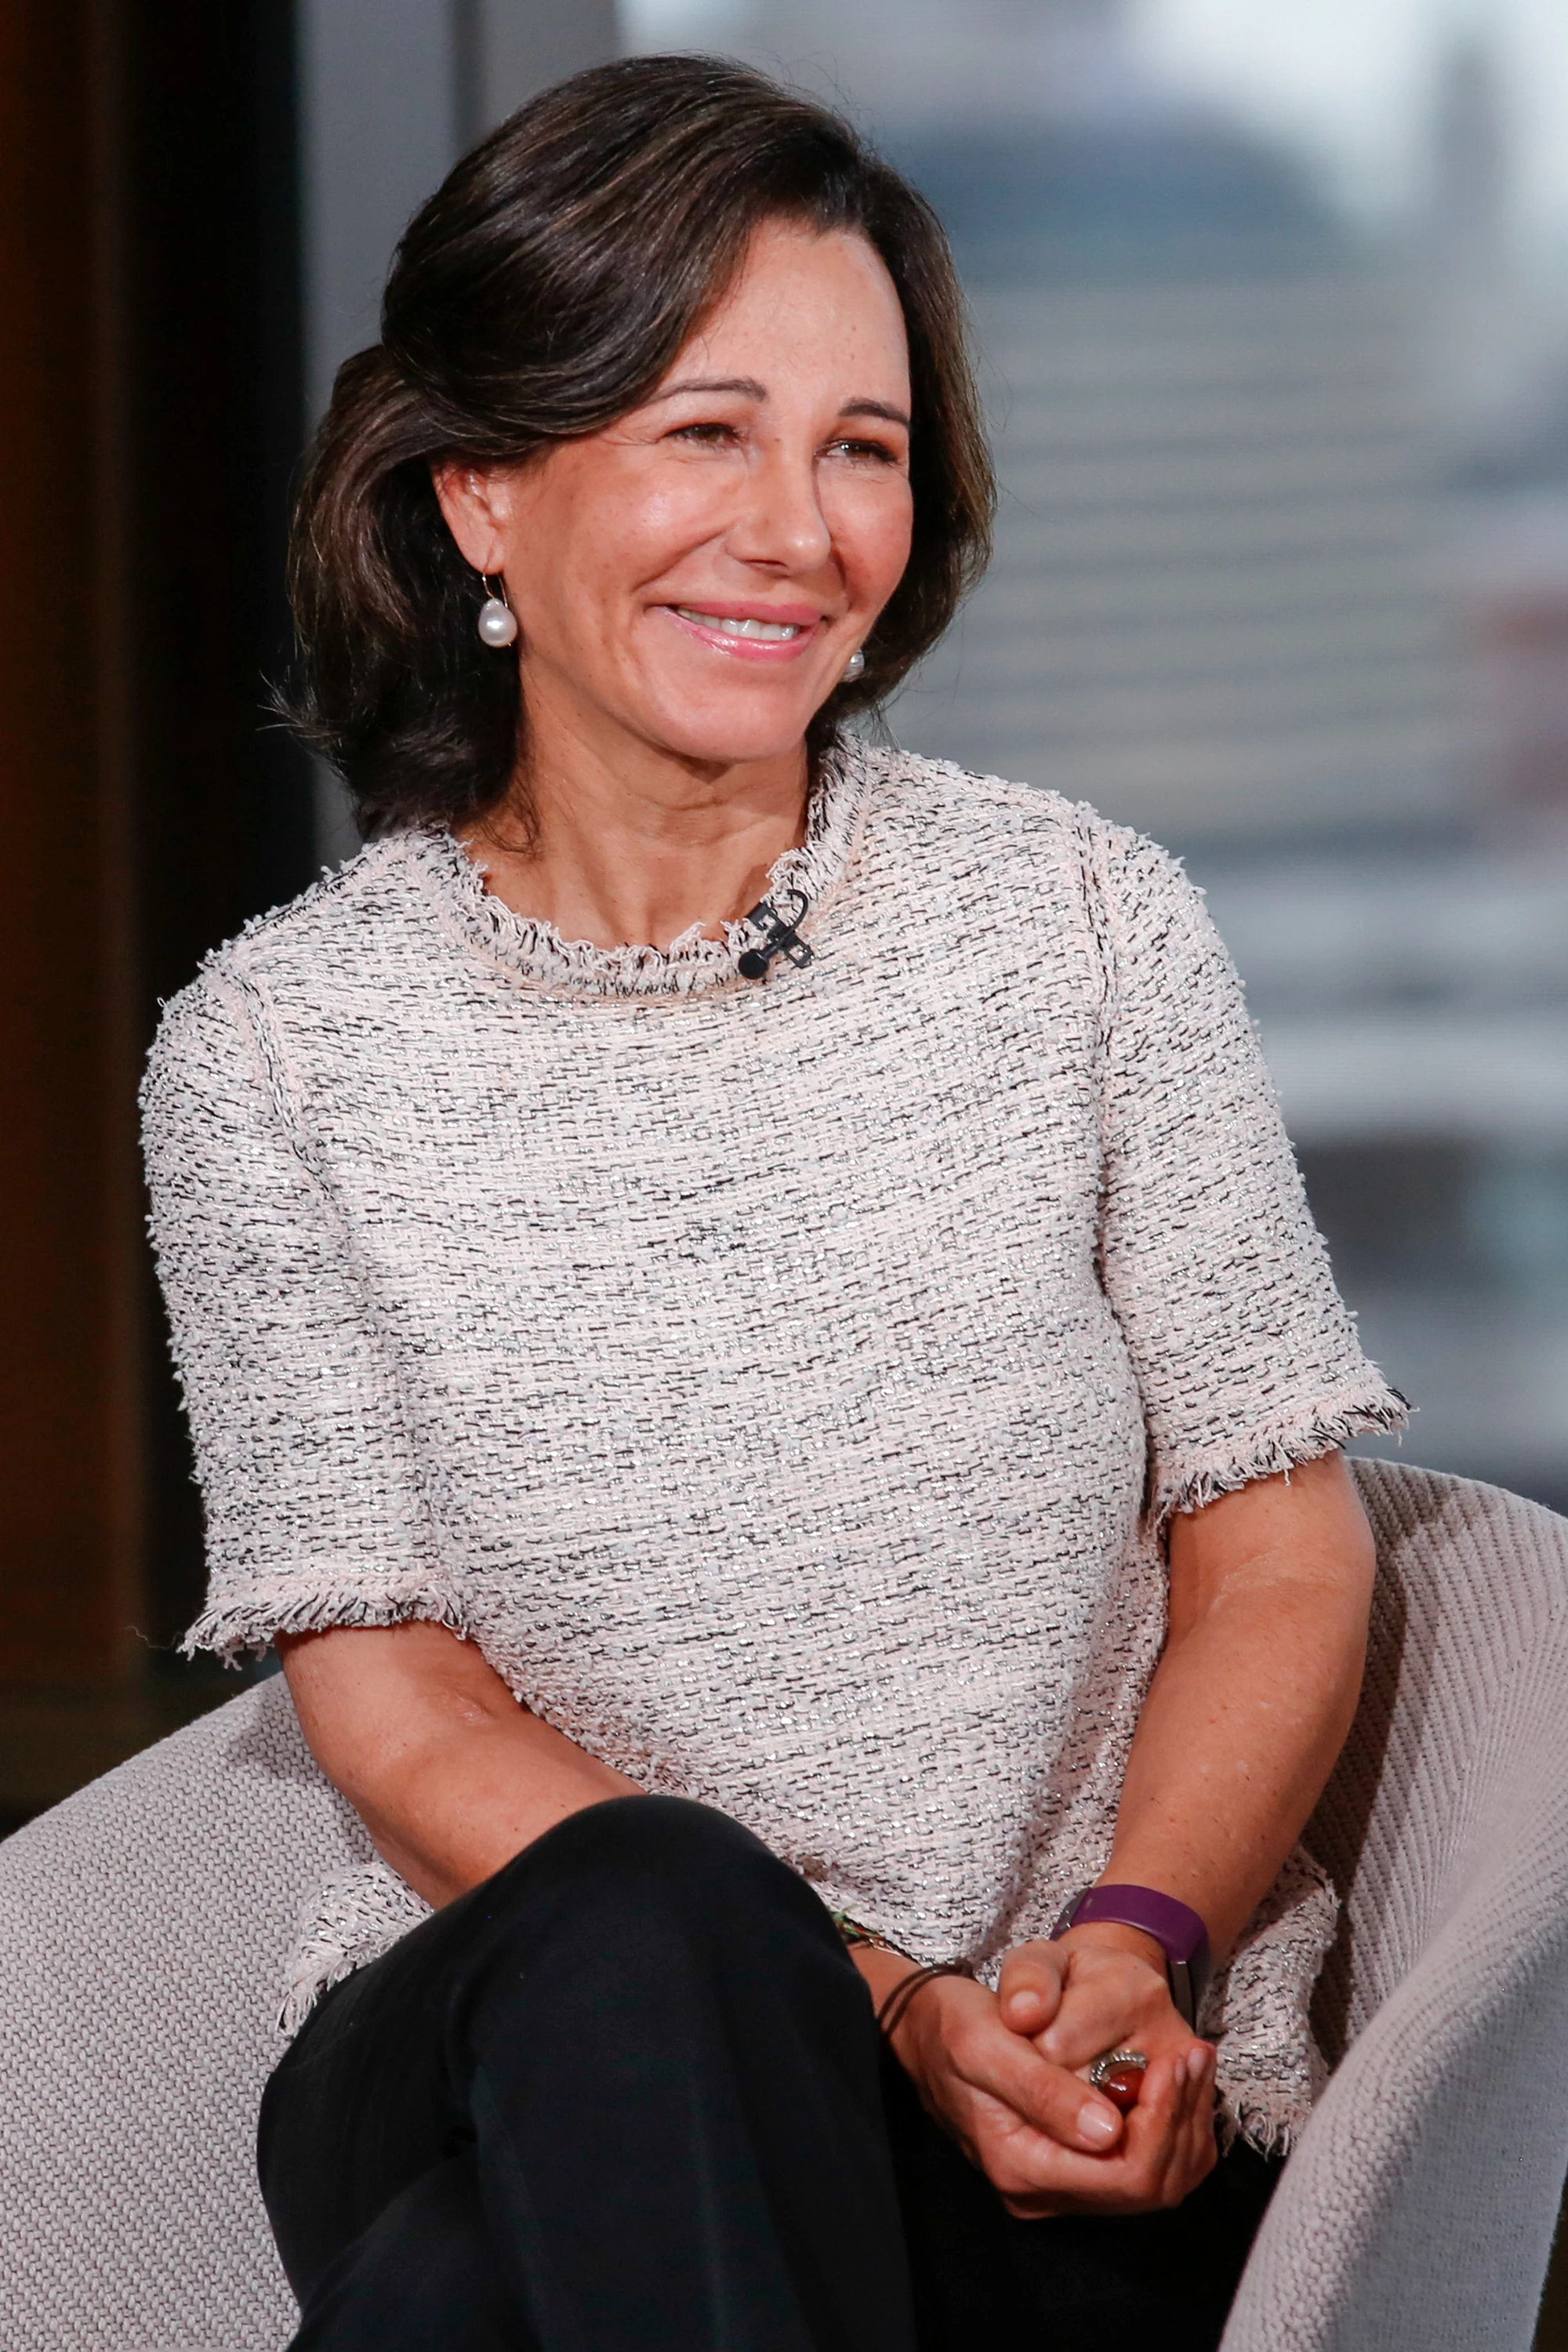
[670,420,740,448]
[823,436,901,466]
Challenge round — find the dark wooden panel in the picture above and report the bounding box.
[0,0,312,1715]
[110,0,314,1654]
[0,0,124,1682]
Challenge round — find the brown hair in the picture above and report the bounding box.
[288,53,995,837]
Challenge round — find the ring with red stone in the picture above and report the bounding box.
[1088,2048,1149,2111]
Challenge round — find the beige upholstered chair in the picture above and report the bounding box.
[0,1457,1564,2352]
[1222,1461,1568,2352]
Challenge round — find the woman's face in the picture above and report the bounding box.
[436,218,916,771]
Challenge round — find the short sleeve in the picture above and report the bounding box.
[141,967,464,1662]
[1084,821,1406,1526]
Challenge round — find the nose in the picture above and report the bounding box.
[725,439,833,577]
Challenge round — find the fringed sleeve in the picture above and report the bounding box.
[1083,820,1407,1528]
[141,966,466,1662]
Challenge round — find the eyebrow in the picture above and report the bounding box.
[652,377,912,430]
[652,376,768,404]
[839,397,912,430]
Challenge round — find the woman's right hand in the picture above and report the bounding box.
[863,1959,1217,2219]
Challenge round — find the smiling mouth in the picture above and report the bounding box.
[672,607,808,641]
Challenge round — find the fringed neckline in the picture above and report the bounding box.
[401,734,870,1000]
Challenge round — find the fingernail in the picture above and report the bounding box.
[1186,2048,1205,2084]
[1078,2103,1120,2147]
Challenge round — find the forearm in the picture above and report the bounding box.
[345,1707,638,1909]
[1105,1455,1374,1958]
[279,1621,640,1907]
[1108,1581,1363,1957]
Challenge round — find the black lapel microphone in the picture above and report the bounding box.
[736,887,814,982]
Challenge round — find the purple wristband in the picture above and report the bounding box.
[1050,1883,1213,2028]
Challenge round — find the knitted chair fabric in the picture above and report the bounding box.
[0,1672,364,2350]
[1221,1460,1568,2352]
[0,1457,1563,2352]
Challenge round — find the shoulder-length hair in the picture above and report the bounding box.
[289,53,995,837]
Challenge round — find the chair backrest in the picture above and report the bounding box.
[1,1460,1563,2350]
[1224,1458,1568,2352]
[0,1672,367,2352]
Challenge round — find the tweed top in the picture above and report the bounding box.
[142,738,1405,2150]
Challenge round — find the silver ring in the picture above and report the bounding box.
[1088,2047,1148,2089]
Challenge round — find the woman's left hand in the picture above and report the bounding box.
[995,1926,1218,2203]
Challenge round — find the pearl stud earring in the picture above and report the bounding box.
[844,648,866,681]
[477,576,519,648]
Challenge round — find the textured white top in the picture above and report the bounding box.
[143,739,1405,2149]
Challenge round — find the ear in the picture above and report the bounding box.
[431,461,517,575]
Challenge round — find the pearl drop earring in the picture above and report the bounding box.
[844,648,866,681]
[477,576,519,648]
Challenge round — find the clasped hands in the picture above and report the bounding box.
[875,1925,1218,2218]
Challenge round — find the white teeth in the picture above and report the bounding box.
[674,608,803,641]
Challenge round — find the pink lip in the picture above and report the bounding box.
[657,600,829,664]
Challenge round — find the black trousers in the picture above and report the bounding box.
[260,1798,1276,2352]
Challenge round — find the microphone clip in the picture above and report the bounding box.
[736,888,814,982]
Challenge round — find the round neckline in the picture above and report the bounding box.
[401,734,871,1000]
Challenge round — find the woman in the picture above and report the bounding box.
[143,53,1405,2352]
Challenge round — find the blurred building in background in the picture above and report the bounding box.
[876,10,1457,844]
[685,0,1568,1514]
